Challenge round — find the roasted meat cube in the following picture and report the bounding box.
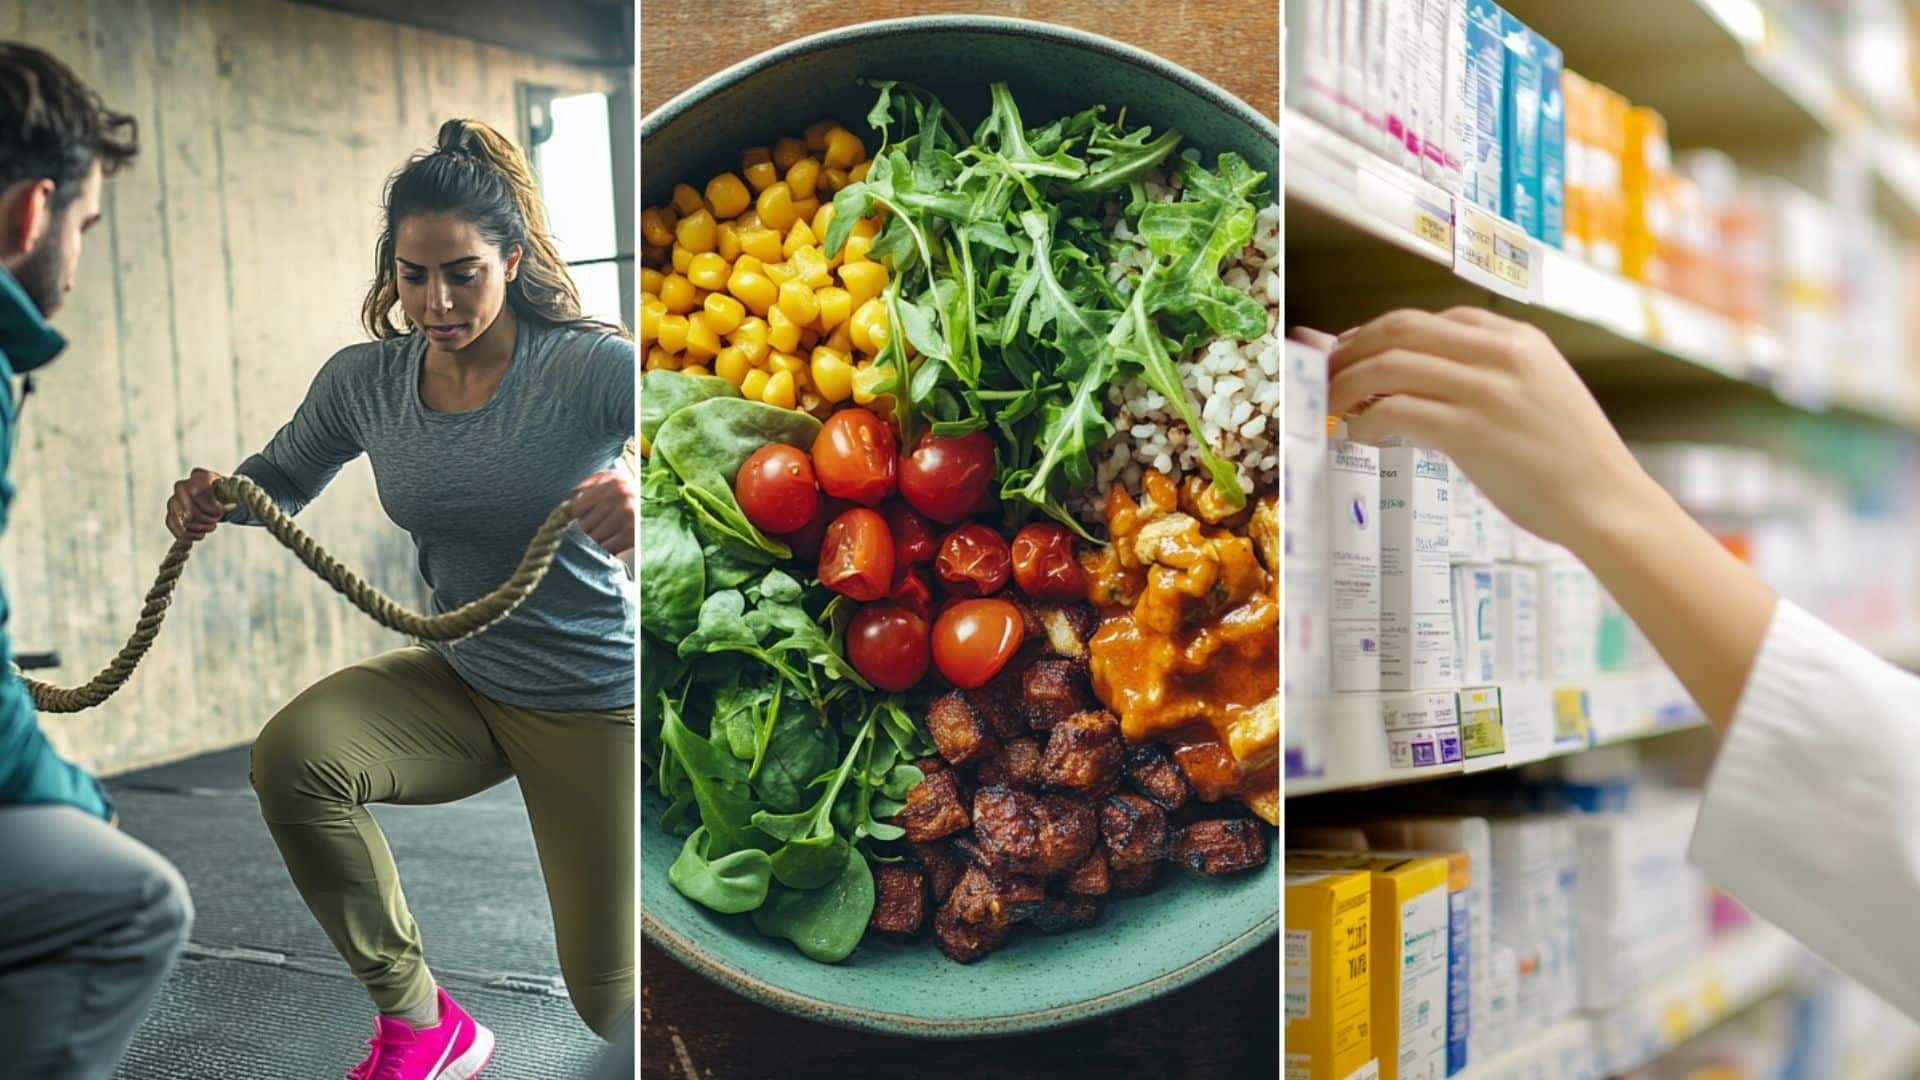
[1124,742,1194,812]
[1037,710,1125,796]
[1028,895,1102,934]
[963,668,1028,741]
[927,691,996,767]
[1108,853,1159,894]
[1066,849,1111,896]
[1100,793,1171,870]
[971,785,1096,878]
[1021,658,1094,733]
[1174,817,1271,876]
[976,735,1042,790]
[934,865,1045,964]
[913,841,964,903]
[1038,603,1098,658]
[892,769,970,843]
[869,864,929,937]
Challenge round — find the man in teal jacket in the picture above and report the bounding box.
[0,42,194,1079]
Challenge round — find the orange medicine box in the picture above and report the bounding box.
[1286,867,1374,1080]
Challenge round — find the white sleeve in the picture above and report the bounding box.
[1691,599,1920,1018]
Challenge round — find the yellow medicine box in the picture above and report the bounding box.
[1285,867,1373,1080]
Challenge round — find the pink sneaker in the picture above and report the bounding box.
[346,988,495,1080]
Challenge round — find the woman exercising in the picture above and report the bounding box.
[166,119,635,1080]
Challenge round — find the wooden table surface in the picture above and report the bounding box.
[638,3,1278,1077]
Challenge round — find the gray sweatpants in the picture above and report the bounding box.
[0,805,194,1079]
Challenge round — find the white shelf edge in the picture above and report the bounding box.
[1853,1028,1920,1080]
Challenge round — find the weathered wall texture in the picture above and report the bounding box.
[1,0,624,775]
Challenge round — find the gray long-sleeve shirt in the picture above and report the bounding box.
[231,318,636,711]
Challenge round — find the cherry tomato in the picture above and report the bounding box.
[734,444,819,534]
[811,407,898,506]
[775,496,847,562]
[1011,522,1086,602]
[899,429,996,523]
[881,502,937,567]
[935,524,1012,598]
[847,602,932,692]
[888,566,936,619]
[932,598,1025,689]
[818,507,895,601]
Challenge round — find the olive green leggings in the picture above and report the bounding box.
[248,646,633,1038]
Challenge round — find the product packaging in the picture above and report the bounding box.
[1452,565,1498,685]
[1463,0,1507,213]
[1536,33,1565,247]
[1288,0,1345,130]
[1287,341,1332,700]
[1380,439,1453,690]
[1286,867,1377,1080]
[1501,9,1541,236]
[1329,424,1383,692]
[1493,564,1541,682]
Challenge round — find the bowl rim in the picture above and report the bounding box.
[638,12,1279,1039]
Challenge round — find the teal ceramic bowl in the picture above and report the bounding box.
[640,15,1279,1037]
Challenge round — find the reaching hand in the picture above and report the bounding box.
[572,469,636,556]
[166,468,228,544]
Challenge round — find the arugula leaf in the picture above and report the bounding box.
[657,698,768,857]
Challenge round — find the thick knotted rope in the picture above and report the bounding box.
[21,473,576,713]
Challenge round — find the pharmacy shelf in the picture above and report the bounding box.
[1286,669,1704,799]
[1500,0,1920,238]
[1853,1029,1920,1080]
[1284,109,1920,432]
[1462,925,1801,1079]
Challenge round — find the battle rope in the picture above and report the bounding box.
[21,473,576,713]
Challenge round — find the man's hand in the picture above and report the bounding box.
[166,467,228,543]
[572,470,636,557]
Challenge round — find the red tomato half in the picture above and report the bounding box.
[734,444,818,535]
[818,507,895,601]
[899,429,996,523]
[935,524,1011,598]
[880,502,938,567]
[846,602,932,692]
[1011,522,1086,602]
[812,407,898,506]
[932,598,1025,689]
[887,566,936,619]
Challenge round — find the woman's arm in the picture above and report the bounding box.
[1326,307,1775,731]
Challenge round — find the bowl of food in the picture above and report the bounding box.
[639,15,1279,1036]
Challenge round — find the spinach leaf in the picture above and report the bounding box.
[638,498,704,641]
[657,698,768,857]
[668,826,773,914]
[654,397,822,558]
[751,849,875,963]
[640,370,740,446]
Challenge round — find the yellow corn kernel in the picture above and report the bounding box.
[800,389,826,416]
[705,172,752,220]
[850,160,872,183]
[756,183,798,232]
[716,222,742,262]
[789,247,833,290]
[640,268,665,296]
[701,292,745,335]
[734,208,760,230]
[825,128,865,170]
[769,351,807,376]
[842,233,873,264]
[815,287,853,332]
[687,252,730,292]
[805,120,836,152]
[783,220,818,259]
[792,196,820,224]
[810,347,853,403]
[744,159,778,193]
[763,260,794,286]
[851,361,889,405]
[826,322,854,357]
[742,146,772,168]
[714,346,751,386]
[850,298,889,354]
[787,158,822,200]
[762,369,797,409]
[731,315,768,347]
[683,363,711,377]
[741,368,771,401]
[823,167,852,193]
[639,302,662,348]
[670,245,694,274]
[647,346,681,371]
[727,266,777,317]
[811,203,836,242]
[659,274,697,315]
[684,312,722,358]
[674,209,717,255]
[641,207,677,248]
[656,313,690,354]
[767,305,803,353]
[672,184,704,216]
[773,137,808,171]
[740,226,783,265]
[850,216,880,241]
[839,261,887,306]
[777,279,821,326]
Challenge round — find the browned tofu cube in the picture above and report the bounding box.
[976,736,1043,790]
[926,691,996,767]
[1100,793,1171,870]
[1108,854,1159,894]
[913,841,964,903]
[1037,710,1125,797]
[1066,849,1111,896]
[892,769,970,843]
[868,864,928,937]
[1124,742,1194,812]
[1173,817,1271,876]
[963,668,1028,740]
[1021,658,1094,733]
[1037,602,1098,658]
[971,786,1096,878]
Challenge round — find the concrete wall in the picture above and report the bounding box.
[1,0,625,775]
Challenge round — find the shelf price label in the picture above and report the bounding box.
[1453,200,1537,303]
[1457,686,1506,771]
[1552,688,1591,749]
[1412,202,1451,251]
